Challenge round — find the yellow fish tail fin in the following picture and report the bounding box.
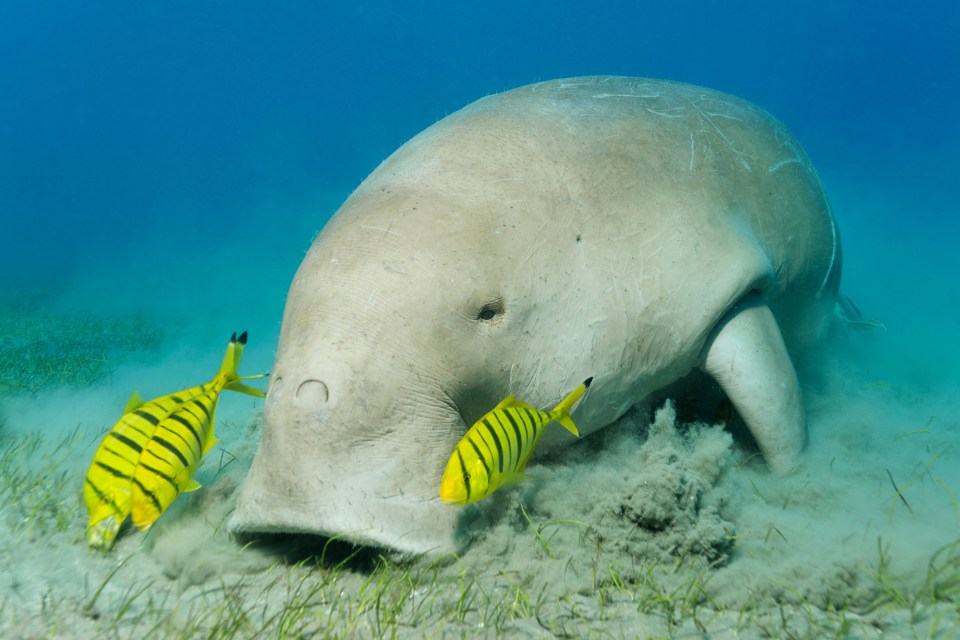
[548,377,593,437]
[218,331,267,397]
[217,331,247,379]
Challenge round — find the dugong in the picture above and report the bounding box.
[231,76,843,554]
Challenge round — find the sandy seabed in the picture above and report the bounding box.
[1,304,958,639]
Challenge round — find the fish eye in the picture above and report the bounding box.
[476,298,505,323]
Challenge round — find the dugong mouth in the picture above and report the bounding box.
[229,476,460,555]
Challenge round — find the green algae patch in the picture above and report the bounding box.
[0,301,165,395]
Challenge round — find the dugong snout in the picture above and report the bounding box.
[231,366,463,553]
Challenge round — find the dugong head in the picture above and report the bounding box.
[230,101,596,554]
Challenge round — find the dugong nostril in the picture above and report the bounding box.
[269,375,284,396]
[296,379,329,405]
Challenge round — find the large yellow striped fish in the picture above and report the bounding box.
[440,377,593,505]
[83,331,265,550]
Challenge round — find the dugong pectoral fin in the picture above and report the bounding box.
[700,296,806,474]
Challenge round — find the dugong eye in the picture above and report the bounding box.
[476,298,505,323]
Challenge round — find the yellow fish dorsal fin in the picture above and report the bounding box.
[122,391,145,415]
[492,394,517,411]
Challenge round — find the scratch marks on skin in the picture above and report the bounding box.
[818,212,839,296]
[684,97,752,172]
[646,106,686,118]
[588,316,608,365]
[768,158,802,173]
[360,224,401,239]
[592,92,664,100]
[768,142,804,173]
[688,133,695,171]
[700,110,743,122]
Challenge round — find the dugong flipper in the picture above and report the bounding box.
[231,77,842,553]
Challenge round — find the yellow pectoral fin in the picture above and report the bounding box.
[183,478,202,492]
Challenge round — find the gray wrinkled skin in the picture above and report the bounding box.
[230,77,842,554]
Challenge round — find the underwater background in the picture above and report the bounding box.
[2,1,959,637]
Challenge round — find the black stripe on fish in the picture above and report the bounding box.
[103,444,136,466]
[472,432,496,472]
[161,422,198,457]
[481,417,505,474]
[466,435,491,478]
[120,420,152,439]
[190,398,212,420]
[522,408,538,441]
[168,392,192,405]
[139,461,179,492]
[492,415,514,472]
[502,410,526,462]
[491,411,518,470]
[523,407,544,433]
[152,435,190,468]
[132,476,163,513]
[95,461,131,480]
[456,449,471,501]
[170,414,203,456]
[110,432,143,454]
[144,446,174,468]
[180,400,206,423]
[85,478,121,513]
[133,409,160,426]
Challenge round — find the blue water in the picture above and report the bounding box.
[3,1,957,290]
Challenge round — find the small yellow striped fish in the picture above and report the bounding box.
[440,377,593,505]
[83,332,265,550]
